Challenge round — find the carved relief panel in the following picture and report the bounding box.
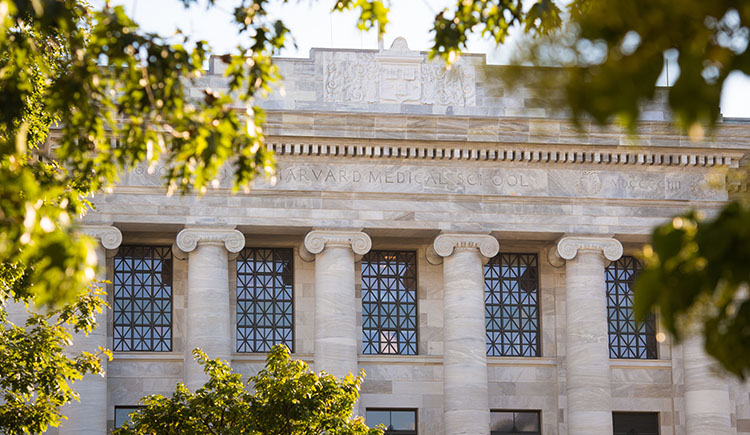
[322,37,476,106]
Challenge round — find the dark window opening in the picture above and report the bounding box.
[366,408,417,435]
[613,412,660,435]
[491,410,541,435]
[114,406,143,428]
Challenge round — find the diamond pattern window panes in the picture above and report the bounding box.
[490,410,541,435]
[113,246,173,352]
[606,256,657,359]
[484,254,540,357]
[236,248,294,353]
[366,409,417,435]
[362,251,418,355]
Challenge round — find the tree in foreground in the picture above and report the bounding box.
[113,345,382,435]
[1,0,749,431]
[0,280,108,434]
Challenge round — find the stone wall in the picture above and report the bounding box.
[71,42,750,435]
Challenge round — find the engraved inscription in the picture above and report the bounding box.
[279,166,534,190]
[117,161,726,202]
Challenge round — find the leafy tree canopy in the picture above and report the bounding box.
[0,281,108,434]
[114,345,382,435]
[1,1,750,433]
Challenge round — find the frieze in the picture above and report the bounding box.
[269,163,724,201]
[119,161,727,202]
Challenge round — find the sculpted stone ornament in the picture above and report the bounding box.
[302,230,372,258]
[430,233,499,264]
[545,246,566,268]
[175,227,245,253]
[421,63,476,106]
[556,235,623,262]
[79,224,123,250]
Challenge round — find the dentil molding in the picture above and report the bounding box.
[302,230,372,259]
[556,235,623,262]
[79,224,123,250]
[175,227,245,253]
[427,233,499,265]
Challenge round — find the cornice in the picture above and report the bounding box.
[556,235,623,262]
[78,224,122,250]
[302,230,372,256]
[175,227,245,253]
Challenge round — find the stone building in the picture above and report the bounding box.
[61,39,750,434]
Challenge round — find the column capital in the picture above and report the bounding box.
[556,235,623,261]
[431,233,499,262]
[79,224,122,250]
[303,230,372,257]
[176,227,245,253]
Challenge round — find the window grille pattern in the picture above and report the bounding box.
[113,246,173,352]
[484,253,540,357]
[236,248,294,353]
[361,251,417,355]
[366,409,417,435]
[491,410,541,435]
[607,256,657,359]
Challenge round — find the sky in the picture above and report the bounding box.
[100,0,750,118]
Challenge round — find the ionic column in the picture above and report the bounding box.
[684,335,732,434]
[556,235,622,435]
[60,225,122,435]
[176,227,245,391]
[431,233,499,435]
[303,230,371,378]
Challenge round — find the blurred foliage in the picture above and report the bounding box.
[430,0,750,132]
[0,1,386,431]
[0,282,110,434]
[425,0,750,376]
[635,167,750,378]
[1,0,749,429]
[113,345,382,435]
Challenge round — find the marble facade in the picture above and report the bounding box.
[61,40,750,434]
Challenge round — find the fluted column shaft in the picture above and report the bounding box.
[433,234,499,435]
[60,225,122,435]
[304,230,371,379]
[684,335,732,434]
[176,227,244,391]
[557,236,622,435]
